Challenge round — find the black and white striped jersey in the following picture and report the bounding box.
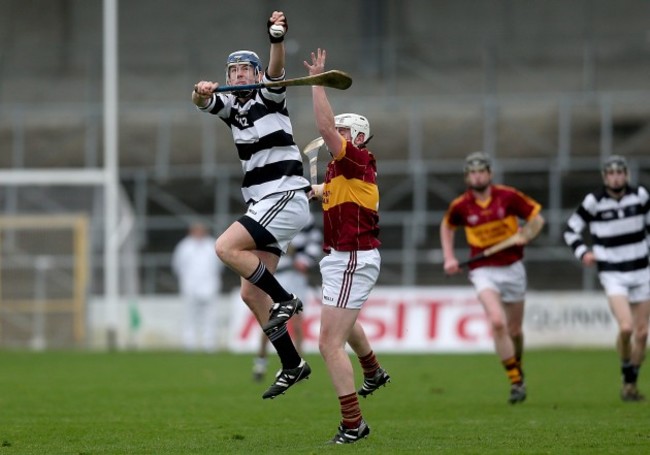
[199,72,310,204]
[564,184,650,274]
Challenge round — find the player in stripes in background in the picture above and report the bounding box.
[440,151,545,404]
[564,155,650,402]
[192,11,313,399]
[305,48,390,444]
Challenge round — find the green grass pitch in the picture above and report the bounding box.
[0,349,648,454]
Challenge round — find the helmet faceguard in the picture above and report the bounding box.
[602,155,628,174]
[464,151,492,173]
[602,155,628,193]
[334,113,370,146]
[225,50,263,98]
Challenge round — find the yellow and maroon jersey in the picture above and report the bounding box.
[443,184,541,268]
[321,141,380,252]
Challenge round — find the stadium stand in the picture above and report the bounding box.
[1,0,650,295]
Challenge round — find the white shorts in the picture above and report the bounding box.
[598,269,650,303]
[320,249,380,310]
[242,190,310,254]
[468,260,527,303]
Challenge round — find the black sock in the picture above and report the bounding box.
[621,360,638,384]
[266,325,301,369]
[246,260,292,303]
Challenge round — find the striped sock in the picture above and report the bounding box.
[266,325,301,369]
[246,260,291,303]
[339,393,362,429]
[503,356,523,384]
[358,351,380,378]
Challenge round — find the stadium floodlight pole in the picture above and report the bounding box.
[103,0,120,351]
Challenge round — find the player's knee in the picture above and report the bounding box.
[509,326,523,339]
[240,287,257,307]
[619,326,633,341]
[318,339,335,359]
[214,237,228,261]
[491,318,507,335]
[318,343,329,359]
[634,327,648,344]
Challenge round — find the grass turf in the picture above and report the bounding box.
[0,350,648,454]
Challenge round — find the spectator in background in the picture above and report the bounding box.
[564,155,650,402]
[440,151,544,405]
[252,213,322,381]
[172,221,224,352]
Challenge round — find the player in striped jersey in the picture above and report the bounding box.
[441,151,545,404]
[192,11,312,400]
[564,155,650,402]
[305,48,389,445]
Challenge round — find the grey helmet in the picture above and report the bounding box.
[464,151,492,173]
[601,155,628,174]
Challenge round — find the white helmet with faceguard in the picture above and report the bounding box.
[334,113,370,146]
[225,50,263,97]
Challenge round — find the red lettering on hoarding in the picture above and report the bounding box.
[236,293,490,346]
[357,313,387,340]
[457,313,488,341]
[239,314,259,339]
[395,301,406,338]
[302,315,320,342]
[425,301,444,339]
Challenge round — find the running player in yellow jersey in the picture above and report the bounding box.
[440,151,544,404]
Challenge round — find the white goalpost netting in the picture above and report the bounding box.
[0,170,137,349]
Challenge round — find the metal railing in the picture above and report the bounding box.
[1,90,650,293]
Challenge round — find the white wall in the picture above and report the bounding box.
[88,287,617,352]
